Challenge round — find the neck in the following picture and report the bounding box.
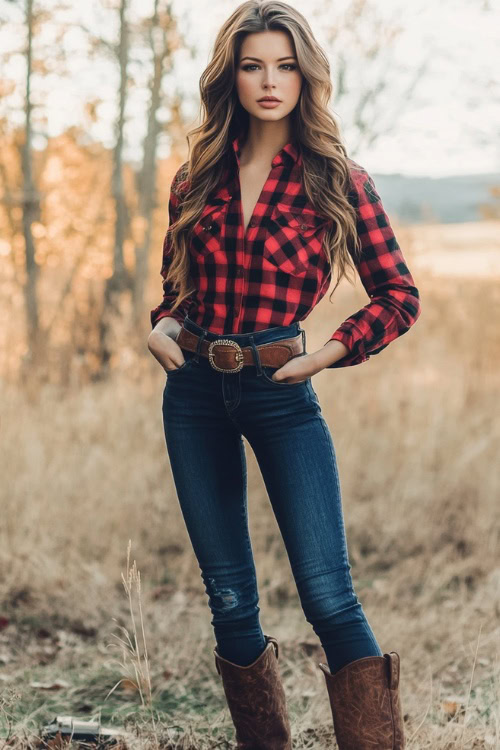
[239,116,293,168]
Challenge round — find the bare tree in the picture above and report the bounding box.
[317,0,430,157]
[108,0,130,297]
[95,0,132,376]
[132,0,180,329]
[20,0,42,366]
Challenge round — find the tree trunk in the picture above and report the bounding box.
[20,0,42,374]
[97,0,131,379]
[132,0,163,330]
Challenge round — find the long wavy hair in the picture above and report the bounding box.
[165,0,363,319]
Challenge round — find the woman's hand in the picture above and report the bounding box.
[148,322,186,372]
[270,352,319,383]
[271,340,350,382]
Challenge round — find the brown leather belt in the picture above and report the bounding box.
[176,326,305,374]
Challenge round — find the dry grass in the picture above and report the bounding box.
[1,221,499,748]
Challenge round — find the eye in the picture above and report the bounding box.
[240,63,298,72]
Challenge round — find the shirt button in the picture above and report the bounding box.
[300,223,308,231]
[205,223,212,230]
[249,217,257,227]
[236,267,243,277]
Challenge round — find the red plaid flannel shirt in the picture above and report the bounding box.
[151,133,421,368]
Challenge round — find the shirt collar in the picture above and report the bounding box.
[231,130,301,169]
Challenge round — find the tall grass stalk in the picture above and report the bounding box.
[106,540,159,750]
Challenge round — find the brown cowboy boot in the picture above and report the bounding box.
[214,634,292,749]
[318,652,406,749]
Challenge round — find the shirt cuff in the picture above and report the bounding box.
[150,308,186,330]
[322,328,370,368]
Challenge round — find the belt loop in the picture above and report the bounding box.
[300,326,306,354]
[194,330,206,362]
[248,334,263,375]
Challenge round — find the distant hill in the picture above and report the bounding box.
[371,172,500,224]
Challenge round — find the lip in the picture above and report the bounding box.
[257,99,282,109]
[257,97,282,102]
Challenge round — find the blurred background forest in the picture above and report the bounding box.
[1,0,499,748]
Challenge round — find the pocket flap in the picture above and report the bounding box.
[271,203,328,232]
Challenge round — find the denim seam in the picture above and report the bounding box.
[221,379,244,428]
[316,412,351,571]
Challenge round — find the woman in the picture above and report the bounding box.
[148,2,419,748]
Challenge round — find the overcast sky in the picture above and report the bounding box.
[1,0,498,178]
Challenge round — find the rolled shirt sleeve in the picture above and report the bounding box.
[324,163,421,368]
[150,165,195,330]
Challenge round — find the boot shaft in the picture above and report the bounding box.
[318,651,406,749]
[214,634,292,750]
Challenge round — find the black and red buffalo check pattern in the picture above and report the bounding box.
[151,131,421,368]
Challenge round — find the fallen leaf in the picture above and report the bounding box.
[441,699,466,718]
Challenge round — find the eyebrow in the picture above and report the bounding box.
[240,56,297,62]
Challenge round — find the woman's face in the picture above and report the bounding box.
[235,30,303,122]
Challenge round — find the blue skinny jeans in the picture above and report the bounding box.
[161,315,382,674]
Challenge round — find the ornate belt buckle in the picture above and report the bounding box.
[208,339,244,373]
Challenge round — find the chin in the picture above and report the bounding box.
[254,113,283,121]
[248,107,293,121]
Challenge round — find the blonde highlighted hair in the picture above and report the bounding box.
[165,0,362,319]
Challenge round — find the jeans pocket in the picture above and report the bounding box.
[166,356,193,375]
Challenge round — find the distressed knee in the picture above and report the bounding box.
[205,576,239,614]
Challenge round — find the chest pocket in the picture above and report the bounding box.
[264,202,329,278]
[191,202,228,256]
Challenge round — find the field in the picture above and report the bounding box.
[1,221,499,749]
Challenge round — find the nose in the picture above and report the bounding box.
[262,67,276,89]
